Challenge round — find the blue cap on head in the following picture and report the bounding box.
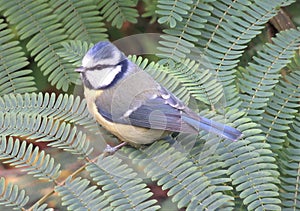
[89,41,110,53]
[82,41,125,67]
[86,41,113,60]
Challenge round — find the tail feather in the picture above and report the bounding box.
[182,116,243,141]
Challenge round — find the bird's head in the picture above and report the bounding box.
[76,41,127,90]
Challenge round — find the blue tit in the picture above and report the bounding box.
[75,41,243,146]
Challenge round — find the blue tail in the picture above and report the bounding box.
[182,116,242,141]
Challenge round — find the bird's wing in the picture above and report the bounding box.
[94,69,199,133]
[94,77,242,141]
[97,94,198,133]
[93,63,243,141]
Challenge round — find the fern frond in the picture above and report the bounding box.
[279,116,300,210]
[165,59,225,105]
[124,141,233,210]
[56,177,108,210]
[86,155,160,210]
[58,40,94,67]
[0,0,77,91]
[142,0,158,24]
[222,83,242,109]
[0,92,98,132]
[49,0,107,43]
[0,113,93,158]
[0,177,29,210]
[260,69,300,149]
[217,109,281,210]
[157,1,211,65]
[46,127,93,158]
[0,136,61,181]
[178,128,235,209]
[189,108,281,210]
[129,55,190,103]
[32,203,52,211]
[98,0,139,29]
[199,0,294,84]
[239,28,300,121]
[156,0,193,28]
[0,19,36,95]
[0,94,96,159]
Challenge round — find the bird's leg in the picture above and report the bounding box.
[104,142,128,154]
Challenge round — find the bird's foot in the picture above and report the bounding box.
[103,142,127,155]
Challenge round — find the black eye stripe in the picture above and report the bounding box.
[85,64,115,71]
[85,59,126,71]
[80,59,128,90]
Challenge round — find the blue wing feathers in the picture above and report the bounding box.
[182,116,242,141]
[96,94,242,141]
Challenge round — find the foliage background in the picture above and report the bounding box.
[0,0,300,210]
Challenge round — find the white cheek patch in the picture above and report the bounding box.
[82,55,93,68]
[86,66,122,88]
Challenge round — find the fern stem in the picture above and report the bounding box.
[26,149,111,210]
[27,156,92,210]
[26,189,55,211]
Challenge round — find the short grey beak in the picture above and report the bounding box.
[75,66,85,73]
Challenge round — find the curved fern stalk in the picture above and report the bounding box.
[157,0,212,65]
[124,141,234,210]
[278,116,300,210]
[49,0,107,43]
[0,177,29,210]
[0,113,93,158]
[239,28,300,121]
[0,136,61,181]
[98,0,139,29]
[86,155,160,210]
[0,92,98,132]
[200,0,294,84]
[0,19,36,95]
[217,109,281,210]
[0,0,77,91]
[260,69,300,150]
[55,177,108,210]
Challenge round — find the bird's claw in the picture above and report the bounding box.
[103,142,127,154]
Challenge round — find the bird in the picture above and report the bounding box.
[75,41,243,149]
